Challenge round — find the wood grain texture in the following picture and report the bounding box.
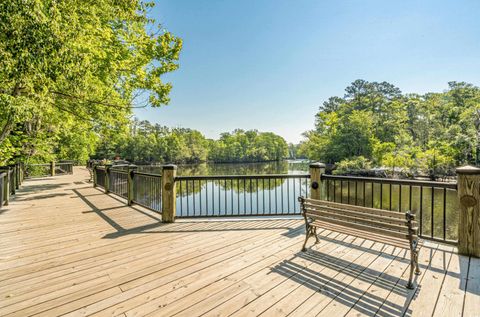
[0,167,477,317]
[457,166,480,257]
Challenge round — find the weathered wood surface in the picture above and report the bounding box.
[456,165,480,257]
[0,167,478,317]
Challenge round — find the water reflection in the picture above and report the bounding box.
[137,160,310,176]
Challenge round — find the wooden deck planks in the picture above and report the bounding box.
[0,167,478,317]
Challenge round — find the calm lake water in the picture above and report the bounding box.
[136,160,310,176]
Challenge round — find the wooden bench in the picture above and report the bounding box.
[298,196,422,289]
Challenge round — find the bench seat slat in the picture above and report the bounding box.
[312,220,414,249]
[303,203,417,227]
[307,213,411,240]
[304,198,409,220]
[305,207,416,234]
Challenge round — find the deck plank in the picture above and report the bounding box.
[432,252,469,317]
[0,167,476,317]
[463,256,480,316]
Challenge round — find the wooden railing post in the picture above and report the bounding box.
[9,166,15,195]
[50,161,55,176]
[309,162,326,200]
[3,169,9,206]
[456,165,480,257]
[92,164,98,187]
[162,164,177,223]
[105,164,112,194]
[127,165,137,206]
[15,164,20,188]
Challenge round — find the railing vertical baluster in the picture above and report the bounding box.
[268,178,271,214]
[225,179,227,215]
[249,179,253,215]
[399,185,402,212]
[389,183,392,210]
[380,183,383,209]
[202,180,205,216]
[212,181,215,215]
[443,188,447,241]
[199,180,203,216]
[431,186,434,238]
[287,178,290,212]
[231,179,233,214]
[347,180,350,204]
[371,182,374,208]
[355,181,358,206]
[340,180,343,203]
[292,178,296,214]
[409,185,412,211]
[180,180,183,216]
[334,180,337,202]
[363,181,366,207]
[193,180,196,216]
[186,179,189,215]
[326,179,330,201]
[262,178,265,214]
[273,179,283,214]
[256,179,259,214]
[420,186,423,237]
[298,177,301,212]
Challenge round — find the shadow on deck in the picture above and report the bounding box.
[0,167,477,317]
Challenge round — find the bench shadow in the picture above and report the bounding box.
[15,183,71,194]
[270,239,424,316]
[15,192,71,201]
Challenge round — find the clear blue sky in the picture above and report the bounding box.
[134,0,480,143]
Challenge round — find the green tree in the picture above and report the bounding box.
[0,1,182,164]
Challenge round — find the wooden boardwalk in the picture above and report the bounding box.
[0,167,478,317]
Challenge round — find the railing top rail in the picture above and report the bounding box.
[175,173,310,181]
[110,164,135,168]
[28,163,51,166]
[110,169,128,174]
[133,171,162,177]
[321,174,457,189]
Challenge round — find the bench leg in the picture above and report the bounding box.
[414,249,421,275]
[302,226,314,252]
[407,259,415,289]
[314,227,320,244]
[407,244,420,289]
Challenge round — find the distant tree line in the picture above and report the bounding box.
[93,119,289,164]
[299,80,480,178]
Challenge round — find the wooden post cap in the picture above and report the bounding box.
[309,162,326,168]
[456,165,480,175]
[162,164,177,170]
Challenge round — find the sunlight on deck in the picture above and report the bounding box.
[0,168,478,317]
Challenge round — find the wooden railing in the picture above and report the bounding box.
[0,160,75,210]
[25,161,74,178]
[92,162,480,256]
[0,163,25,208]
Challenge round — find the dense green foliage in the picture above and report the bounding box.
[93,120,289,163]
[0,1,182,165]
[208,129,288,163]
[299,80,480,177]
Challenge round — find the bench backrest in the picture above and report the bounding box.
[299,197,418,240]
